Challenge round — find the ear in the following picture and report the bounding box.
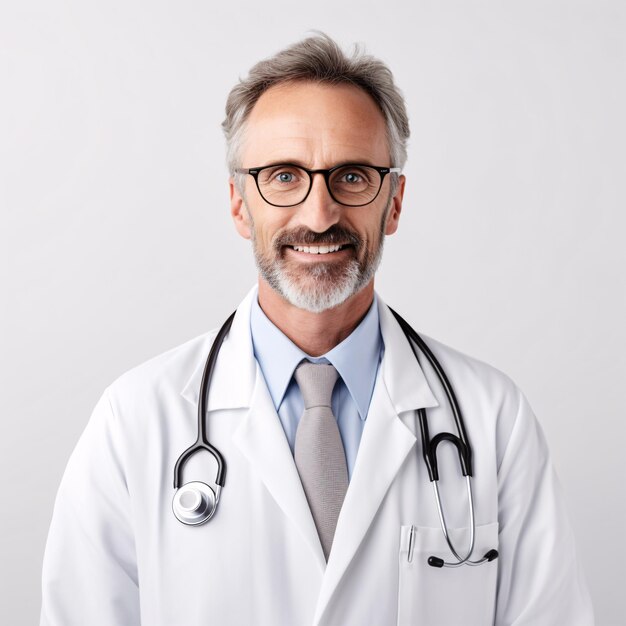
[384,174,405,236]
[230,177,252,240]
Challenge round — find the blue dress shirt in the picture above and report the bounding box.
[249,296,384,480]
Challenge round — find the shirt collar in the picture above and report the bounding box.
[250,295,383,421]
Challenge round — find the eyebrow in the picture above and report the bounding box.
[250,159,380,169]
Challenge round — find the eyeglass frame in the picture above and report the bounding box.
[234,163,402,208]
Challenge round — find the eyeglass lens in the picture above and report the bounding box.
[256,165,382,206]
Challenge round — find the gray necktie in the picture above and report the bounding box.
[294,362,349,561]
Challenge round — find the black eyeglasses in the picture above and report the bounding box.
[235,163,401,207]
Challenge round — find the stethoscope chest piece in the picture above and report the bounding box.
[172,481,220,526]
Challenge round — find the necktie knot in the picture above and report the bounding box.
[294,362,338,409]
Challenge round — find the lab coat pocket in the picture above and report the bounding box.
[397,523,499,626]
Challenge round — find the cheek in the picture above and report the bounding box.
[353,215,385,246]
[252,213,291,249]
[343,200,388,239]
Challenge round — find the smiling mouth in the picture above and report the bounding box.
[287,244,351,255]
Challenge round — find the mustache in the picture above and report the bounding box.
[274,225,362,250]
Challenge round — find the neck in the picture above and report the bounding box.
[257,278,375,357]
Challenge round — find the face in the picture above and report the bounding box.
[230,81,405,313]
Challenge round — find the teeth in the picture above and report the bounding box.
[292,244,343,254]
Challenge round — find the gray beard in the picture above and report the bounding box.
[255,239,384,313]
[250,208,388,313]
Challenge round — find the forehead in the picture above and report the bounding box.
[241,81,390,166]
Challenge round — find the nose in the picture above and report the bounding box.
[297,173,341,233]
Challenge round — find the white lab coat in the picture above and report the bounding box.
[41,287,593,626]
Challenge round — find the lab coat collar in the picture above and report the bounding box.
[179,286,438,416]
[377,296,440,414]
[179,286,258,411]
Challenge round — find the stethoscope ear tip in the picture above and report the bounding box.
[428,556,445,568]
[484,549,499,562]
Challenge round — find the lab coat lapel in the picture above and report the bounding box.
[180,286,326,571]
[312,298,439,625]
[232,366,327,570]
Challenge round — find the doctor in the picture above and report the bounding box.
[41,34,594,625]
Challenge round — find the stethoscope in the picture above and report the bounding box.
[172,307,499,569]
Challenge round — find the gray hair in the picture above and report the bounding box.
[222,33,410,179]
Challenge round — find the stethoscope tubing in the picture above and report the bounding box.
[172,310,235,490]
[172,305,498,568]
[388,308,473,480]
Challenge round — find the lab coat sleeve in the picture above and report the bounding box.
[494,388,594,625]
[40,390,140,626]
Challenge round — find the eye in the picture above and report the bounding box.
[276,171,295,183]
[259,166,303,187]
[342,172,363,184]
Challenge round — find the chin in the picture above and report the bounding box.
[268,260,372,313]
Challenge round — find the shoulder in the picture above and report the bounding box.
[104,329,219,411]
[417,333,520,402]
[413,334,534,462]
[378,297,522,413]
[104,289,257,408]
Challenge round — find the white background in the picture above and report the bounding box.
[1,1,624,624]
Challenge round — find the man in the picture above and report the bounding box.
[41,34,593,625]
